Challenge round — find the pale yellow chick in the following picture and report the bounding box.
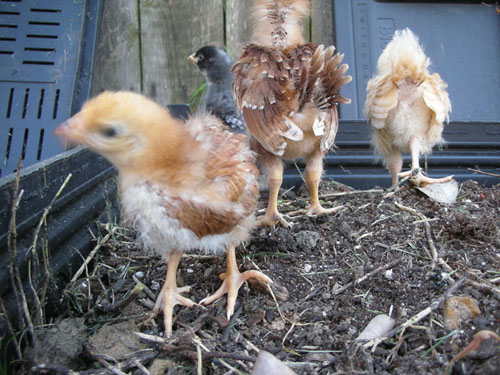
[364,28,452,187]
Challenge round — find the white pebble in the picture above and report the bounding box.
[384,269,394,280]
[81,282,87,289]
[304,264,312,273]
[135,271,144,279]
[151,281,160,291]
[187,268,194,273]
[441,272,451,281]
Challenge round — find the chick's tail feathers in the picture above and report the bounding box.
[306,44,352,110]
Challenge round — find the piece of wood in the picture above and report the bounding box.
[140,0,224,106]
[225,0,254,60]
[311,0,335,46]
[91,0,141,96]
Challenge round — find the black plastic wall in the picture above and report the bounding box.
[0,146,118,336]
[282,121,500,189]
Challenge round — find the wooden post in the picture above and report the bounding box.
[225,0,254,60]
[311,0,335,46]
[90,0,141,96]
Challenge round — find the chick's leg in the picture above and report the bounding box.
[302,149,342,216]
[386,150,403,187]
[257,156,289,227]
[200,246,272,319]
[154,250,196,338]
[398,136,453,187]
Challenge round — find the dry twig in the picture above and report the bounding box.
[28,173,72,326]
[7,159,38,359]
[71,229,116,283]
[467,168,500,178]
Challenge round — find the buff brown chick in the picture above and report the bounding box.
[232,0,352,227]
[54,91,271,338]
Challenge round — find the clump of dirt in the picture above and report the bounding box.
[24,180,500,374]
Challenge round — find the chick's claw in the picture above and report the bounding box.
[399,168,454,187]
[153,284,198,338]
[201,270,272,319]
[200,246,272,319]
[289,203,343,217]
[257,211,290,228]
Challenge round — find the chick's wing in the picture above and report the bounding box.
[421,73,451,125]
[232,45,305,156]
[364,73,398,129]
[164,130,258,239]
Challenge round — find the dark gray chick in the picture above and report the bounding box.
[188,46,246,133]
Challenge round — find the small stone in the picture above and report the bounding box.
[270,319,286,331]
[150,280,160,291]
[295,230,321,250]
[443,295,481,330]
[304,264,312,273]
[384,269,394,280]
[135,271,144,279]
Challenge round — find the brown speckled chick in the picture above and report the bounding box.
[232,0,352,227]
[54,91,271,338]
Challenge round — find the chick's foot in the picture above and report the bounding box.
[153,283,197,338]
[294,203,344,217]
[153,250,199,338]
[399,168,453,187]
[257,210,289,228]
[200,247,272,319]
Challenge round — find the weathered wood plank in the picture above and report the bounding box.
[311,0,335,46]
[90,0,141,96]
[225,0,254,60]
[140,0,224,106]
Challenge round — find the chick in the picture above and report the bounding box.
[364,28,452,187]
[189,46,246,133]
[232,0,351,227]
[54,91,271,337]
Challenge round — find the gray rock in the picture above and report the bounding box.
[295,230,321,250]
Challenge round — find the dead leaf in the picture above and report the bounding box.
[417,179,459,204]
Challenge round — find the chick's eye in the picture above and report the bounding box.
[99,126,117,138]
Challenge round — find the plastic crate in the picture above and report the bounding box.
[0,0,101,177]
[333,0,500,122]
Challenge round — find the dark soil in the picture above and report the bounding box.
[27,179,500,374]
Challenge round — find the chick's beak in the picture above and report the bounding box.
[187,53,198,63]
[53,113,84,147]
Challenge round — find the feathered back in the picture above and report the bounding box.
[377,28,429,83]
[364,28,451,130]
[251,0,310,48]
